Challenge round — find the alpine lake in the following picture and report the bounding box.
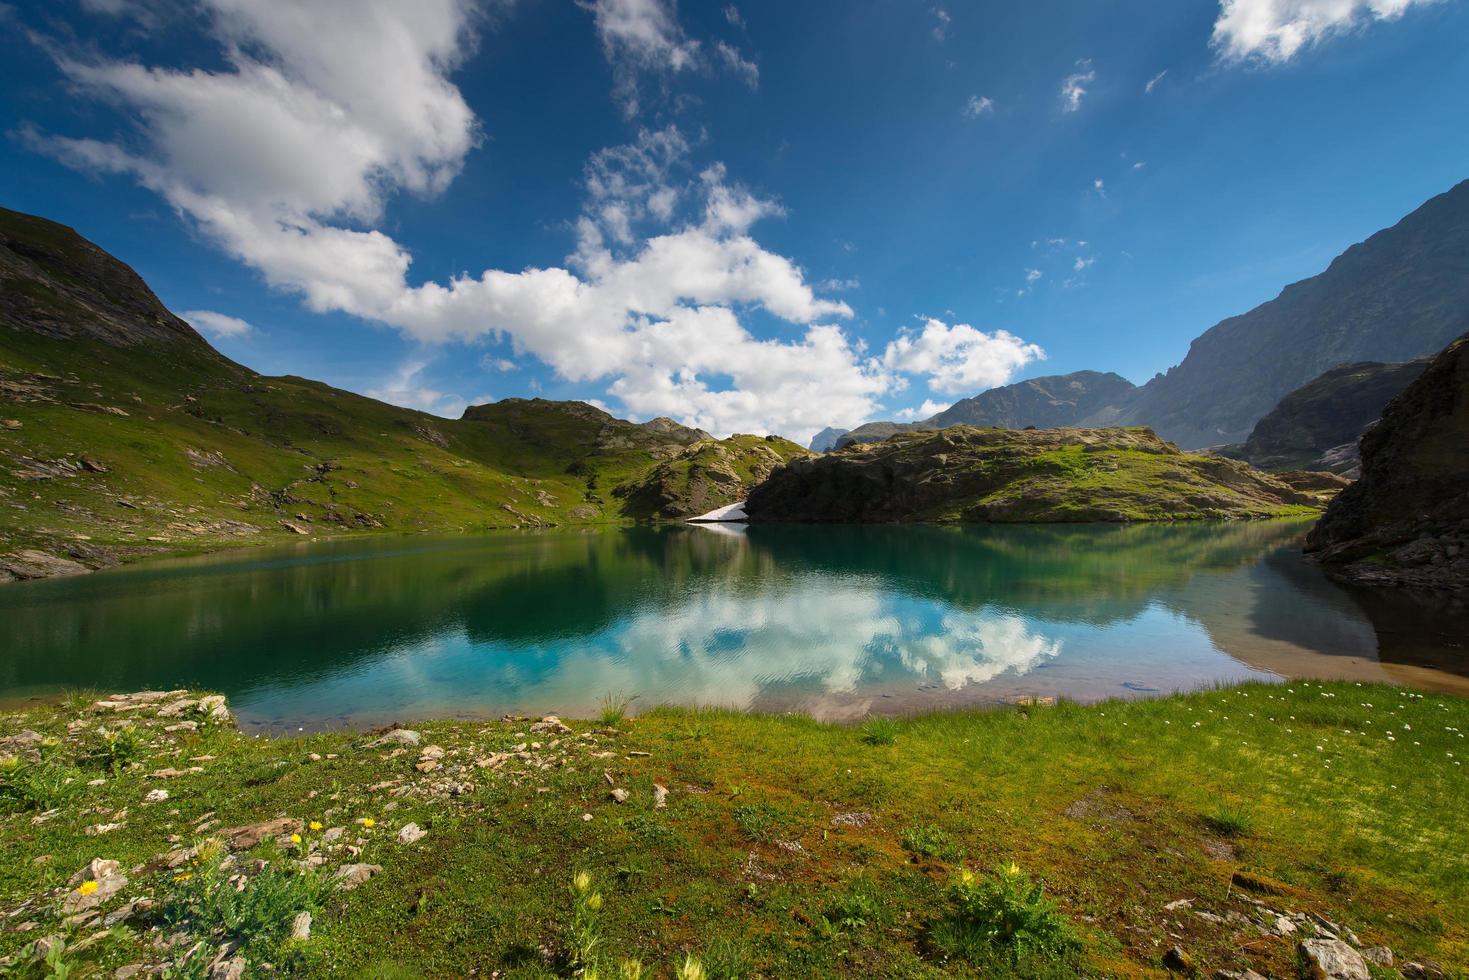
[2,520,1466,731]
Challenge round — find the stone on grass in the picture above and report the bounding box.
[368,729,421,748]
[531,715,572,734]
[1360,947,1392,968]
[1299,938,1369,980]
[210,956,246,980]
[652,783,668,808]
[223,817,301,851]
[610,788,629,803]
[333,863,382,891]
[143,789,169,804]
[290,911,312,942]
[397,822,427,844]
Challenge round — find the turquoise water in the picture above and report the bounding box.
[1,521,1462,730]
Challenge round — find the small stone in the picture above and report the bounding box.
[85,822,124,836]
[290,911,312,942]
[610,788,629,803]
[1213,971,1267,980]
[397,822,427,844]
[144,789,169,805]
[1274,915,1297,935]
[223,817,301,851]
[368,729,421,748]
[581,813,593,821]
[652,783,668,808]
[419,745,445,761]
[830,812,873,828]
[322,826,346,842]
[333,863,382,891]
[1163,898,1193,911]
[1163,946,1194,973]
[628,751,652,758]
[1299,938,1369,980]
[1401,961,1449,980]
[210,956,246,980]
[415,760,440,773]
[531,715,572,734]
[1360,947,1393,968]
[2,419,21,429]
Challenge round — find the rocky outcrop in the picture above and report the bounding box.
[615,435,809,519]
[1217,359,1429,476]
[1305,334,1469,591]
[0,208,213,348]
[746,426,1314,524]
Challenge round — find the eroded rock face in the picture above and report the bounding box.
[1306,334,1469,591]
[746,426,1313,525]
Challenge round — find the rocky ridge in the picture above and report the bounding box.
[747,425,1315,524]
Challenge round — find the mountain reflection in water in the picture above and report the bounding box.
[0,521,1463,730]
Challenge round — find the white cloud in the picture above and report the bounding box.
[963,94,995,117]
[580,0,700,116]
[1061,59,1095,112]
[723,4,744,28]
[1144,69,1168,93]
[1133,161,1146,170]
[367,357,473,418]
[1025,269,1043,284]
[931,6,951,40]
[182,309,253,338]
[881,319,1045,395]
[1212,0,1440,63]
[1073,256,1095,272]
[34,3,1045,442]
[895,398,950,420]
[714,40,759,89]
[1093,178,1105,196]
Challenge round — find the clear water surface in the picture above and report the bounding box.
[1,521,1465,731]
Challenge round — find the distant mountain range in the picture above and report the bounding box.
[820,179,1469,452]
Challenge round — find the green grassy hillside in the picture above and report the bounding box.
[0,207,808,579]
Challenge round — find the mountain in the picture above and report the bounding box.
[836,370,1138,448]
[746,426,1314,525]
[1305,333,1469,591]
[1110,180,1469,447]
[0,206,798,581]
[836,181,1469,452]
[1214,359,1429,476]
[808,427,849,453]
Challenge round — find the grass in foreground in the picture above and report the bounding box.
[0,681,1466,977]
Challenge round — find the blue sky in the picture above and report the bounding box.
[3,0,1466,441]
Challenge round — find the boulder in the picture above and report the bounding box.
[368,729,421,748]
[333,863,382,891]
[1299,938,1369,980]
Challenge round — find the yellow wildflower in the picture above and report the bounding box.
[1006,861,1021,877]
[362,818,375,829]
[290,833,303,845]
[173,872,193,882]
[76,880,99,896]
[573,871,592,894]
[309,821,323,832]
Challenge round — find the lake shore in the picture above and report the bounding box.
[2,682,1464,978]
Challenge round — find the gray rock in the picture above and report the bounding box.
[209,956,246,980]
[397,822,427,844]
[652,783,668,808]
[1402,961,1449,980]
[1213,971,1267,980]
[1299,938,1369,980]
[0,549,89,582]
[333,863,382,891]
[290,911,312,942]
[368,729,421,748]
[610,788,629,803]
[1360,947,1393,968]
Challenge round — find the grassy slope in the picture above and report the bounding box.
[0,329,789,569]
[2,682,1465,978]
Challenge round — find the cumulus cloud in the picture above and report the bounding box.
[895,398,950,420]
[881,319,1045,395]
[33,0,1044,441]
[182,309,253,338]
[963,94,995,117]
[1061,59,1095,112]
[1212,0,1440,63]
